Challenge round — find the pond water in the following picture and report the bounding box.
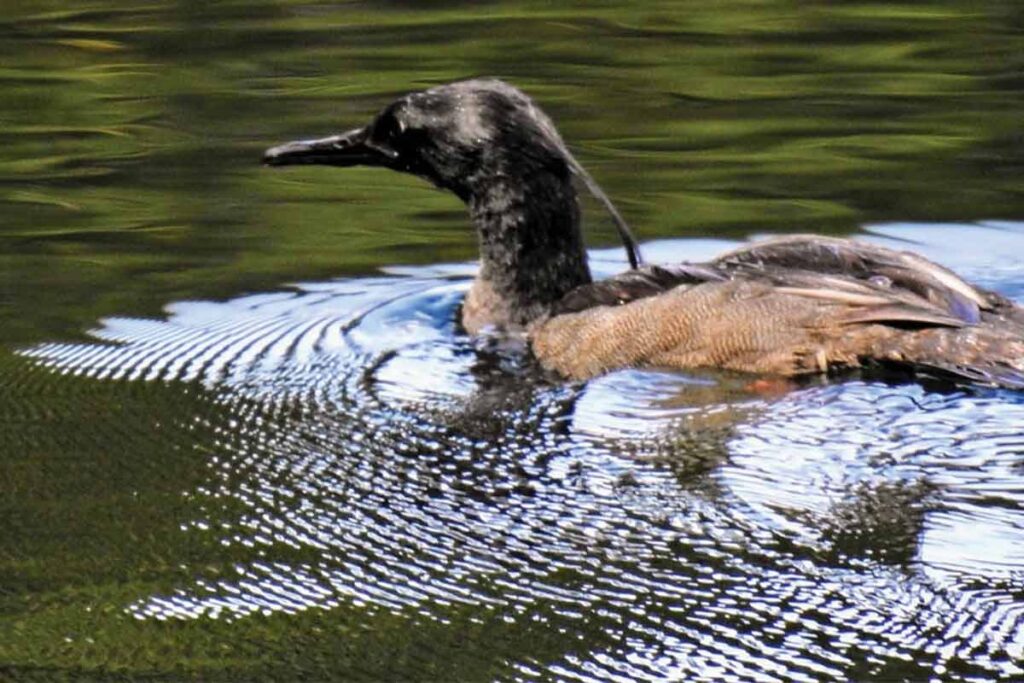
[3,2,1024,681]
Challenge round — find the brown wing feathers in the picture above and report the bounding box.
[552,263,727,315]
[539,235,1024,387]
[716,236,992,317]
[554,237,984,330]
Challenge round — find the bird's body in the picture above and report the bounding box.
[264,79,1024,389]
[533,236,1024,385]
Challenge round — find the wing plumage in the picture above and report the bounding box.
[552,263,726,315]
[538,235,1024,387]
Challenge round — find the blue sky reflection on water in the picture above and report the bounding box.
[15,222,1024,680]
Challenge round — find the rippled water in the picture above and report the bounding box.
[5,223,1022,680]
[4,1,1024,680]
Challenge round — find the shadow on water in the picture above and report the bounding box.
[6,223,1024,680]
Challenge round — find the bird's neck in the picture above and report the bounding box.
[462,171,592,333]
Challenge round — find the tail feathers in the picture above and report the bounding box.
[915,361,1024,390]
[872,322,1024,390]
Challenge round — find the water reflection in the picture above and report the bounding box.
[19,224,1024,679]
[6,1,1024,348]
[5,0,1024,677]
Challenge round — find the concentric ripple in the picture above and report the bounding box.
[17,226,1024,681]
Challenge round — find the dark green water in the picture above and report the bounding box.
[3,2,1024,681]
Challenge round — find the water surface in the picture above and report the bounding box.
[3,2,1024,681]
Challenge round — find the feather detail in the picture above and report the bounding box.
[714,236,992,325]
[837,305,967,328]
[773,286,897,307]
[552,263,726,315]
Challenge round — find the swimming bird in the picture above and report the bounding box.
[264,79,1024,388]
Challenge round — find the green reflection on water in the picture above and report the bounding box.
[1,0,1023,345]
[0,356,590,681]
[2,1,1024,679]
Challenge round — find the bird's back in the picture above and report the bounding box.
[531,236,1024,388]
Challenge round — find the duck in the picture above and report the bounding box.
[264,78,1024,389]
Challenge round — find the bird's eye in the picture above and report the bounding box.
[375,113,406,141]
[364,113,407,161]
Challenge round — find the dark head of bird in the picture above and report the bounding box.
[263,79,640,332]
